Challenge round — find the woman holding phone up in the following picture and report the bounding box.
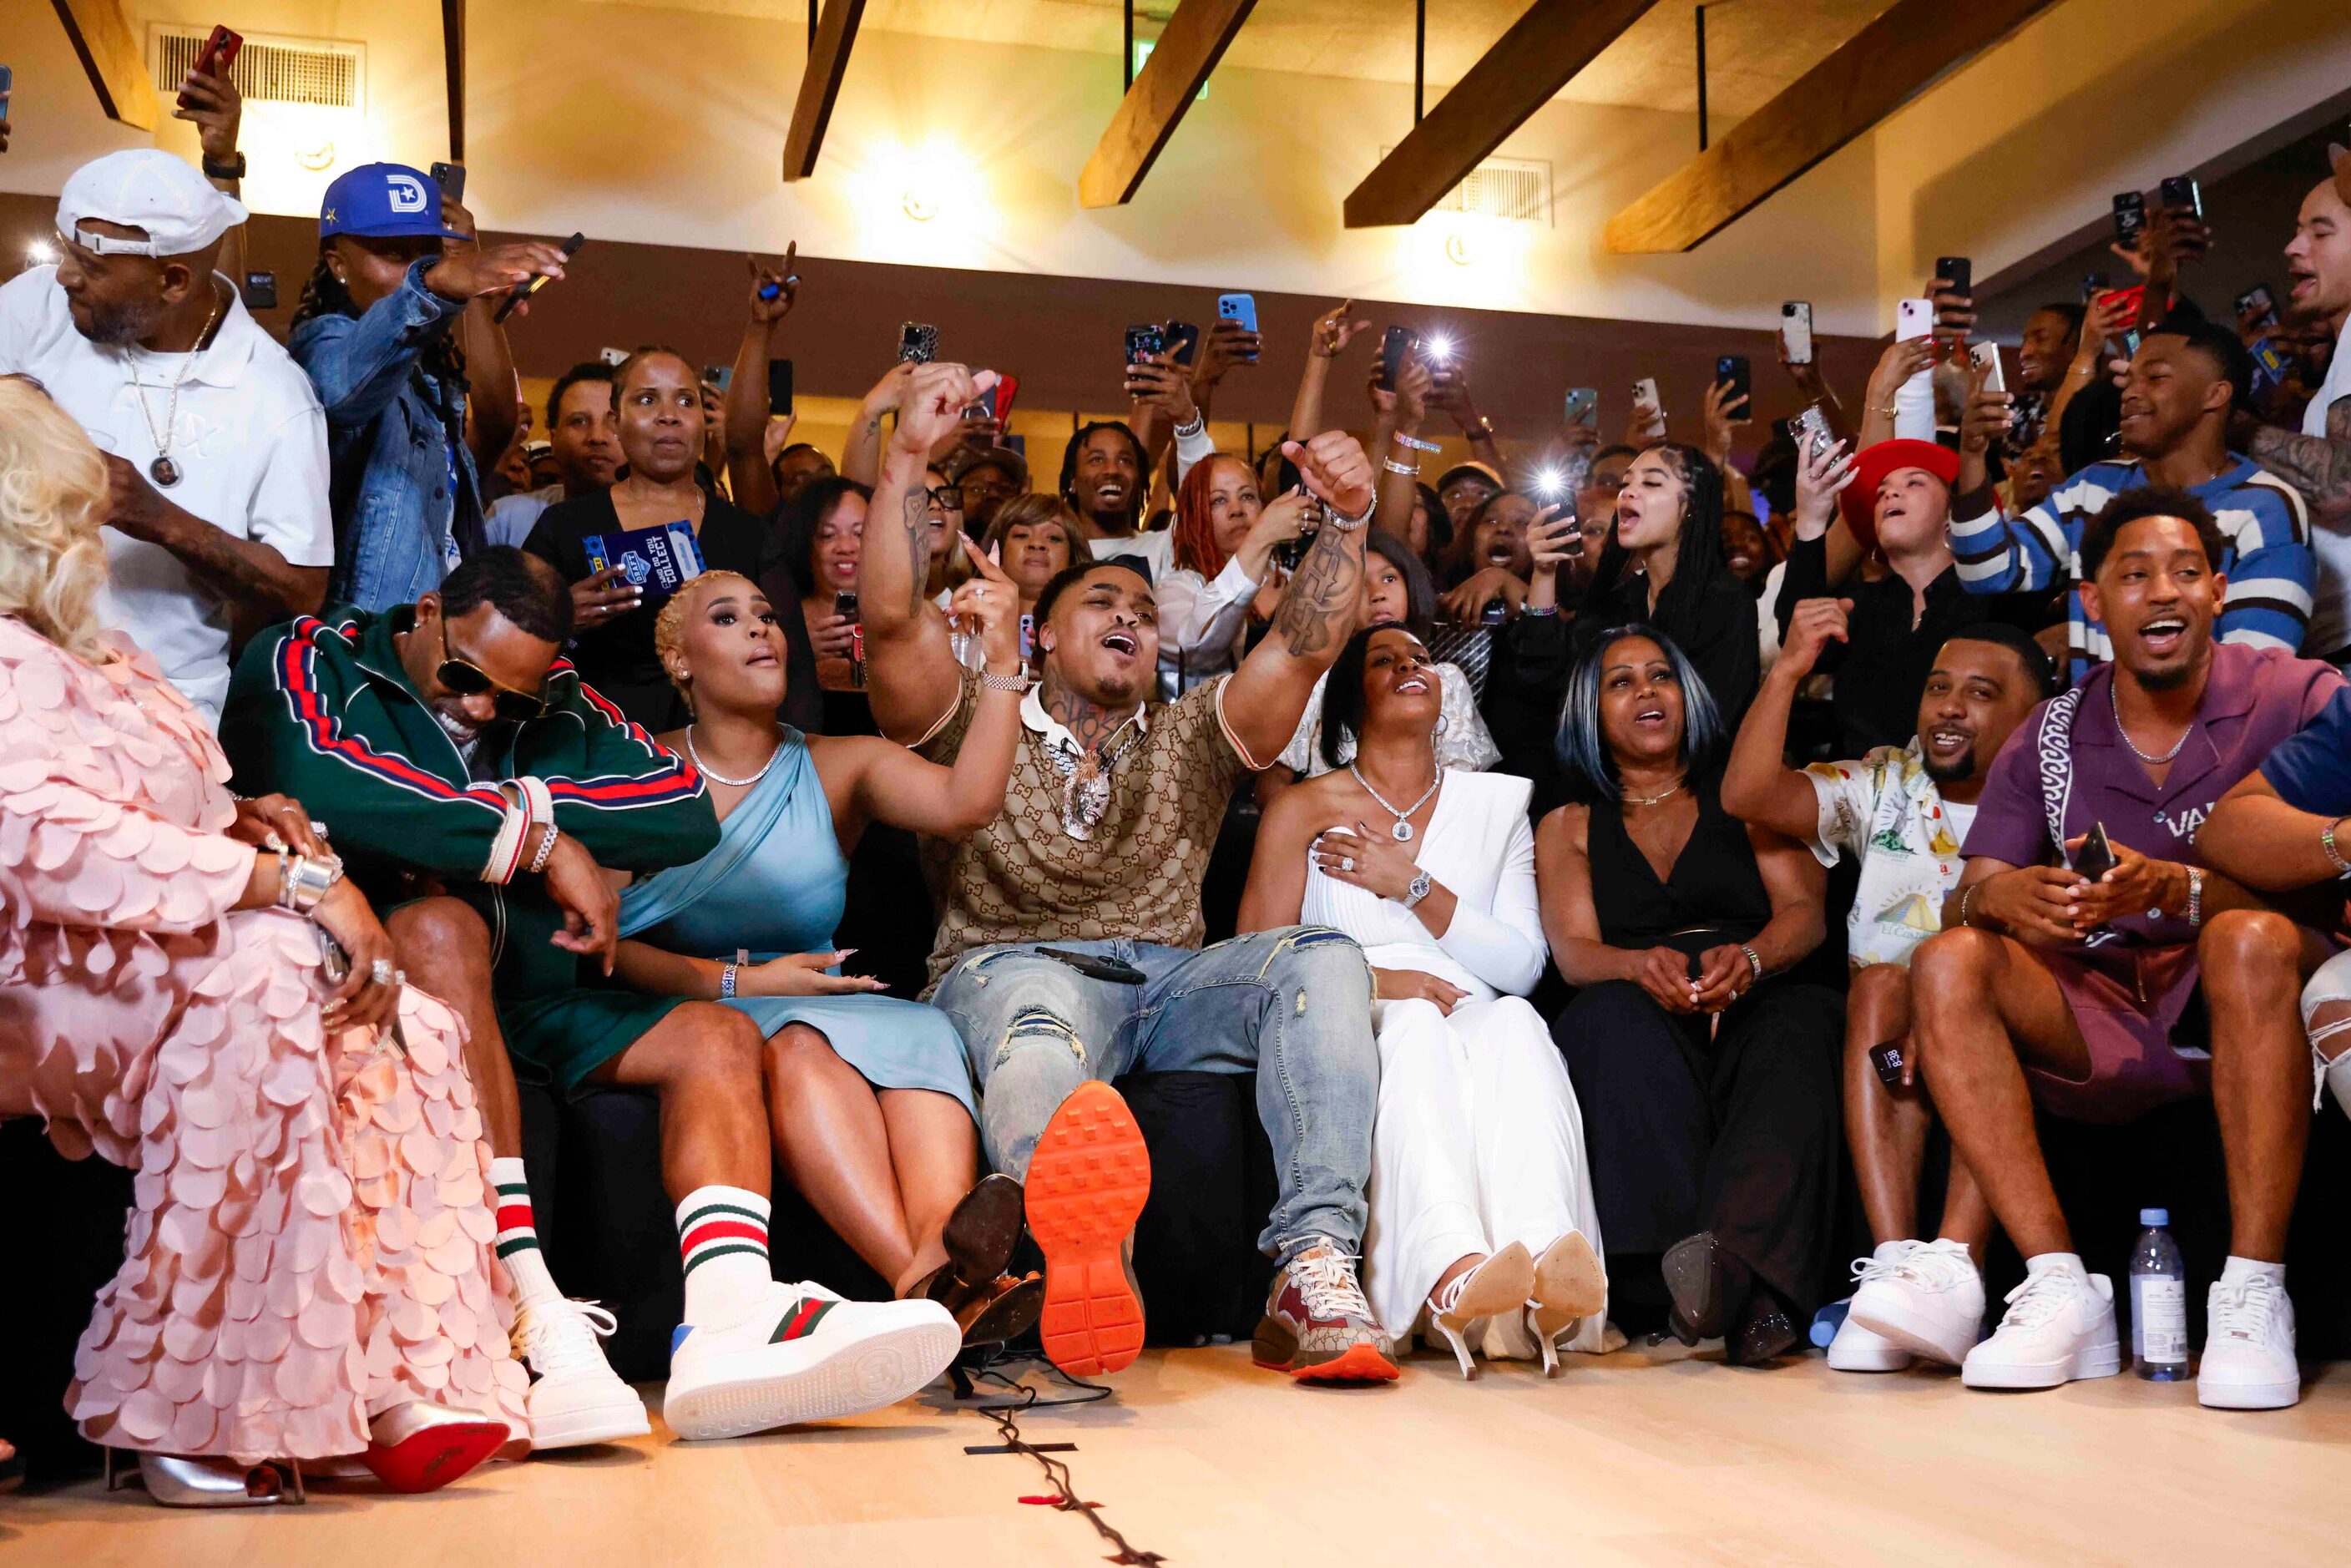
[609,563,1040,1345]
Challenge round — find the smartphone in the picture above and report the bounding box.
[2237,284,2278,330]
[1896,297,1935,341]
[1779,301,1814,367]
[833,589,859,623]
[1968,340,2007,396]
[597,346,629,367]
[1632,376,1661,410]
[1216,293,1259,360]
[1039,946,1148,985]
[2112,190,2147,252]
[766,359,794,417]
[1792,403,1833,460]
[493,232,584,323]
[1019,611,1034,660]
[1563,387,1599,427]
[898,322,938,365]
[180,26,243,108]
[430,161,467,204]
[2070,822,2119,884]
[1164,320,1201,368]
[1124,324,1165,366]
[1377,325,1418,392]
[1934,255,1972,298]
[0,64,13,106]
[2158,175,2202,219]
[1714,355,1752,412]
[2081,271,2111,303]
[991,372,1020,423]
[241,270,277,310]
[2251,336,2290,393]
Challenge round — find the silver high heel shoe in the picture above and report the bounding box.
[1528,1232,1609,1378]
[106,1448,305,1507]
[1424,1242,1536,1380]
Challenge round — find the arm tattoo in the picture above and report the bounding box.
[902,490,932,617]
[1268,516,1363,659]
[2247,397,2351,518]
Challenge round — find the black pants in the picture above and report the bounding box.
[1551,979,1843,1318]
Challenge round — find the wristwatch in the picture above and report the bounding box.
[1402,870,1432,909]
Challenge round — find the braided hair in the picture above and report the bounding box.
[291,251,469,395]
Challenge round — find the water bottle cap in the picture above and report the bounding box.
[2140,1207,2170,1227]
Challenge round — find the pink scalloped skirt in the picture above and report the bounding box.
[11,908,530,1461]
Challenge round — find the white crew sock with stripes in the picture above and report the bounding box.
[676,1186,774,1326]
[490,1156,562,1310]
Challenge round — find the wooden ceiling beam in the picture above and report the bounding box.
[1605,0,2063,254]
[48,0,159,132]
[783,0,868,181]
[1079,0,1259,210]
[441,0,466,162]
[1344,0,1658,230]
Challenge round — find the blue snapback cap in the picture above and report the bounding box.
[319,163,468,241]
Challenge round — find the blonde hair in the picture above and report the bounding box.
[0,377,113,660]
[653,569,759,708]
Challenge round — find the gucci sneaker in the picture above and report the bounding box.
[663,1282,958,1441]
[1960,1261,2120,1391]
[2197,1273,2299,1410]
[1848,1238,1985,1368]
[1252,1240,1398,1383]
[512,1297,651,1449]
[1024,1081,1152,1378]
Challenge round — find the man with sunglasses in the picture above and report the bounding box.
[220,548,736,1449]
[0,149,332,725]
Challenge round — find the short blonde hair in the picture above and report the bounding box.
[0,377,113,660]
[652,569,759,707]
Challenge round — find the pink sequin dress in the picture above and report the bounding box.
[0,618,531,1463]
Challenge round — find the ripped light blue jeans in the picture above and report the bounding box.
[931,928,1377,1261]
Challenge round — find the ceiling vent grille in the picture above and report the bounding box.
[149,28,364,110]
[1384,152,1553,225]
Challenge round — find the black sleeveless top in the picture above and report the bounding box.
[1586,777,1770,960]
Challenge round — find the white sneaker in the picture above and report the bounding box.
[513,1297,651,1449]
[1827,1309,1914,1372]
[2197,1274,2299,1409]
[1961,1265,2121,1390]
[663,1282,959,1441]
[1848,1238,1984,1368]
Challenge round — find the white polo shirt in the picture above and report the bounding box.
[2301,313,2351,658]
[0,266,332,723]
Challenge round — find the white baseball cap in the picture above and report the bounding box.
[55,149,248,258]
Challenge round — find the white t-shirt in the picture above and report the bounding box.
[1089,528,1176,582]
[0,266,332,723]
[2300,314,2351,657]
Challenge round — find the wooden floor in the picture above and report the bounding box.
[7,1340,2349,1565]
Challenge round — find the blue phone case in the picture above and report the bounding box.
[1218,293,1259,358]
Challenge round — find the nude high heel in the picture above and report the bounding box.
[109,1449,304,1507]
[361,1402,508,1494]
[1424,1242,1536,1380]
[1528,1232,1609,1378]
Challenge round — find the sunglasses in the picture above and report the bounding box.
[437,623,549,723]
[926,486,964,510]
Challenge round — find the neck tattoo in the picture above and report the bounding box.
[1039,667,1144,841]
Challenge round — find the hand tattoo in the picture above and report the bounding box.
[1269,516,1363,659]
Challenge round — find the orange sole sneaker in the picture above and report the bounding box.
[1024,1081,1153,1377]
[1289,1343,1402,1383]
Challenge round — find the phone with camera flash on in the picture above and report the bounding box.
[1779,301,1813,367]
[181,26,243,108]
[430,162,467,204]
[492,232,584,323]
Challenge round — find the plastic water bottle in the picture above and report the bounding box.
[1809,1299,1851,1349]
[2130,1208,2189,1381]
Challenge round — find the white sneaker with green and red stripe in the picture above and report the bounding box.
[662,1282,960,1441]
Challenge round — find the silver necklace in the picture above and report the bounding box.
[125,282,225,488]
[2110,682,2190,766]
[686,724,783,787]
[1622,780,1686,808]
[1350,762,1442,842]
[1044,720,1143,841]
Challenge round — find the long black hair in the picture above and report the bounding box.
[291,251,468,393]
[1364,528,1438,639]
[1584,441,1731,637]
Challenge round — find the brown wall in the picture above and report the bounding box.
[3,192,1882,452]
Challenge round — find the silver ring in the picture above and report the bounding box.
[370,958,395,988]
[1341,856,1356,873]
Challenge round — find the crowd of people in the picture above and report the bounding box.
[7,61,2351,1505]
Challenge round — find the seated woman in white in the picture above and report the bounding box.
[1240,623,1608,1377]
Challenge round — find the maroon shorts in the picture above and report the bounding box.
[2025,944,2208,1125]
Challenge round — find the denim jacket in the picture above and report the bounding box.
[291,257,485,610]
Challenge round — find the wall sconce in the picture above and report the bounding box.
[902,185,939,221]
[1444,231,1473,266]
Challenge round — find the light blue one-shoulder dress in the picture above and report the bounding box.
[616,729,977,1117]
